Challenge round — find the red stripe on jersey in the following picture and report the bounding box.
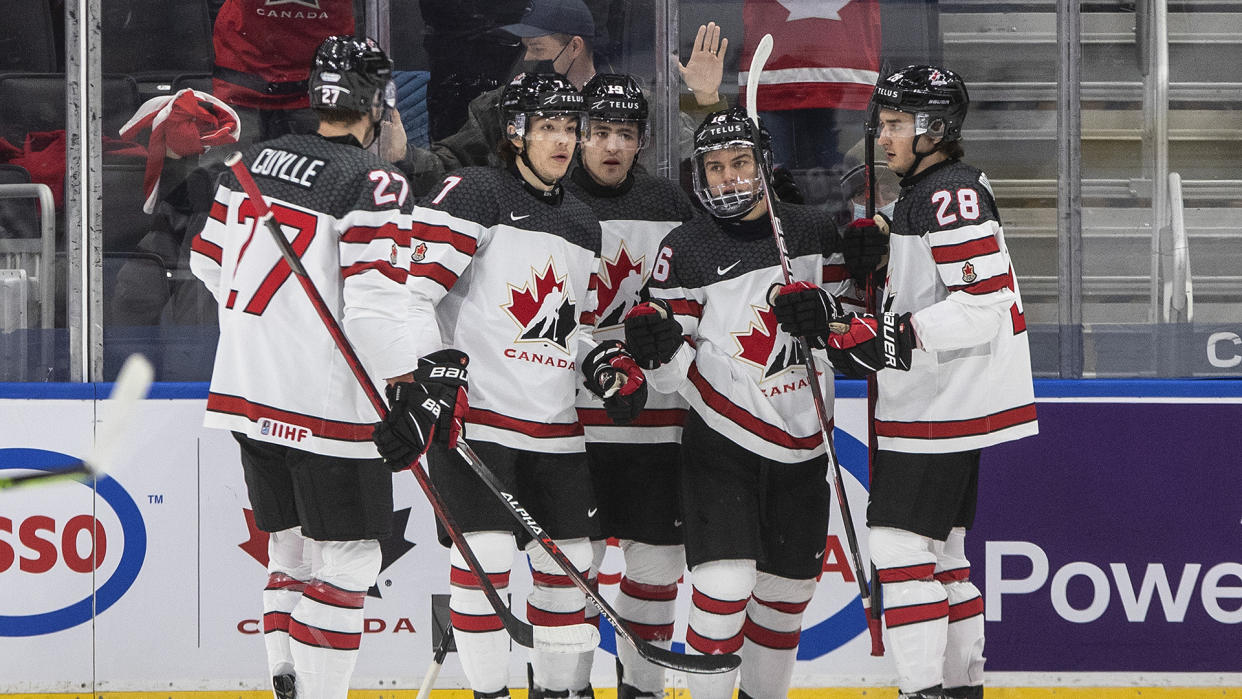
[265,573,306,592]
[742,617,801,649]
[263,611,291,634]
[884,599,949,628]
[409,261,458,291]
[532,571,577,588]
[450,566,510,589]
[876,403,1037,441]
[627,619,675,641]
[451,610,505,633]
[667,298,703,318]
[467,407,584,438]
[751,595,810,615]
[576,407,686,428]
[620,578,679,602]
[412,222,478,256]
[686,627,743,655]
[289,620,361,650]
[949,271,1013,295]
[932,235,1000,264]
[209,200,227,223]
[206,392,375,442]
[877,563,935,583]
[935,567,970,584]
[580,311,598,326]
[526,603,585,627]
[341,221,410,246]
[191,234,223,264]
[948,596,985,622]
[689,364,824,451]
[342,259,408,284]
[691,588,748,616]
[304,580,366,610]
[822,263,851,283]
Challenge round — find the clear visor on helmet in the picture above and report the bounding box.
[583,118,648,151]
[511,111,589,143]
[382,80,397,110]
[691,140,764,219]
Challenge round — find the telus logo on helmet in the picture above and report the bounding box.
[0,448,147,637]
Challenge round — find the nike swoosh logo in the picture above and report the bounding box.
[716,260,741,275]
[814,549,826,559]
[587,508,598,517]
[510,212,531,221]
[673,519,683,528]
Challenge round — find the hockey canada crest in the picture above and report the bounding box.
[503,260,577,352]
[594,243,646,329]
[962,260,977,284]
[411,242,427,262]
[733,302,806,380]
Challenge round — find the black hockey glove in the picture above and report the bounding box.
[770,165,805,205]
[825,311,917,375]
[623,298,684,370]
[372,350,469,471]
[842,214,890,285]
[769,281,844,349]
[583,340,648,425]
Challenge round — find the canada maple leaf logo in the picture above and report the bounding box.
[594,243,646,329]
[503,260,576,352]
[733,303,805,379]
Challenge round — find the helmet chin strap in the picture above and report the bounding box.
[519,141,560,187]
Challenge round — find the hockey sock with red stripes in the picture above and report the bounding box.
[685,559,756,698]
[738,573,817,698]
[262,528,311,678]
[526,537,594,693]
[450,532,516,694]
[614,541,684,695]
[934,528,985,693]
[871,527,950,694]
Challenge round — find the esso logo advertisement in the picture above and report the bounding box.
[0,448,147,637]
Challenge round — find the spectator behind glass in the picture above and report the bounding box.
[211,0,359,144]
[738,0,881,194]
[418,0,528,140]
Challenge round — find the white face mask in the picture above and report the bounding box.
[854,201,896,221]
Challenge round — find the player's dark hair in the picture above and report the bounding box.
[315,106,368,126]
[941,140,965,160]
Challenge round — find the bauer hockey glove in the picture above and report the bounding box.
[825,311,916,375]
[623,298,684,370]
[841,214,890,285]
[583,340,648,425]
[373,350,469,471]
[770,281,844,349]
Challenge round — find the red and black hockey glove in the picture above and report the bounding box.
[842,214,890,285]
[583,340,648,425]
[623,298,683,370]
[825,311,916,376]
[769,281,844,349]
[373,349,469,471]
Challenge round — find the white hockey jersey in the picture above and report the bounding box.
[190,133,417,458]
[408,166,602,453]
[645,202,856,463]
[879,159,1038,453]
[564,168,698,444]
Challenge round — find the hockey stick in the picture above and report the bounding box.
[746,35,883,656]
[223,153,598,655]
[862,98,887,656]
[414,625,454,699]
[454,439,739,675]
[0,354,154,491]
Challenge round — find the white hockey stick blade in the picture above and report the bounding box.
[745,33,774,126]
[86,354,155,478]
[531,622,601,654]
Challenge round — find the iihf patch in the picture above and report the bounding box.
[411,242,427,262]
[260,419,271,436]
[962,261,977,283]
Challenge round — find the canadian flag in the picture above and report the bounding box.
[737,0,881,112]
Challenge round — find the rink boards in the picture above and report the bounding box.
[0,380,1240,694]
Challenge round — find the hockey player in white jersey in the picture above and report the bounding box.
[371,72,647,699]
[773,65,1038,699]
[190,36,414,699]
[622,107,857,699]
[563,73,699,699]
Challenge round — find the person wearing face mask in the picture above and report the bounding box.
[190,36,415,699]
[386,0,731,197]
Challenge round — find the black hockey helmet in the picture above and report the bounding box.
[870,65,969,142]
[582,73,648,125]
[690,107,773,220]
[500,72,587,140]
[309,36,396,113]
